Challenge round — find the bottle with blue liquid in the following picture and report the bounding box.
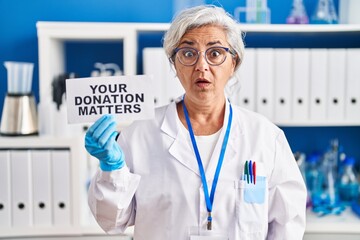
[338,157,359,204]
[305,153,323,204]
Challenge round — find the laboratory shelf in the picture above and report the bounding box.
[239,23,360,32]
[306,208,360,234]
[36,22,360,127]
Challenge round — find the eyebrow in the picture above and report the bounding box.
[178,40,223,47]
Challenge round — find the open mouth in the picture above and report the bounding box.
[195,78,211,87]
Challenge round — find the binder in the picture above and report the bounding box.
[0,150,11,227]
[274,49,292,123]
[165,74,184,104]
[256,48,274,120]
[345,49,360,120]
[31,150,52,226]
[327,49,346,121]
[51,149,71,226]
[225,74,241,105]
[10,150,32,227]
[292,49,310,121]
[309,49,328,121]
[234,48,256,111]
[143,48,184,106]
[143,48,166,107]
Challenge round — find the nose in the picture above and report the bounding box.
[195,52,209,72]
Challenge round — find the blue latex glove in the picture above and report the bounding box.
[85,114,125,171]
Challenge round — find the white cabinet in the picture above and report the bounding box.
[0,136,132,238]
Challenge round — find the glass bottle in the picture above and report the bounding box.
[305,153,323,202]
[321,139,340,205]
[286,0,309,24]
[338,157,359,204]
[311,0,338,24]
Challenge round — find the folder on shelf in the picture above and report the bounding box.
[291,49,310,122]
[51,149,71,226]
[274,49,292,123]
[165,73,184,104]
[0,150,11,227]
[10,150,32,227]
[31,150,52,226]
[255,48,274,120]
[327,49,346,121]
[143,48,166,107]
[144,47,184,105]
[233,48,256,111]
[309,49,328,121]
[345,49,360,121]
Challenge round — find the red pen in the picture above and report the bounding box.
[253,161,256,185]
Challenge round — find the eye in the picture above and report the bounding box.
[182,49,196,58]
[208,48,223,59]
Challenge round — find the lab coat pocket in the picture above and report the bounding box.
[244,176,266,204]
[235,177,267,239]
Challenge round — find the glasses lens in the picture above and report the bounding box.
[205,47,227,65]
[176,48,198,66]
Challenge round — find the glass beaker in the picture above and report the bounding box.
[4,61,34,94]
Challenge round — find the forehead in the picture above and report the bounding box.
[179,25,228,45]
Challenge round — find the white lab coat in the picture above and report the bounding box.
[88,97,307,240]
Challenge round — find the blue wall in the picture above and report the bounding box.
[0,0,337,111]
[3,0,358,164]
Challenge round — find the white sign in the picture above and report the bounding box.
[66,75,155,124]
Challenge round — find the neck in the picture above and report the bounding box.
[178,96,226,136]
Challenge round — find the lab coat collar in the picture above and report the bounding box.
[161,95,199,175]
[160,95,243,177]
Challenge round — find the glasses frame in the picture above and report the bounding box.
[171,46,232,66]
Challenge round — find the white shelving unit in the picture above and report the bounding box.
[0,135,133,239]
[36,22,360,126]
[1,22,358,238]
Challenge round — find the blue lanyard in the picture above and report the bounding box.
[182,97,233,230]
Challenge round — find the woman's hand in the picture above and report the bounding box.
[85,114,125,171]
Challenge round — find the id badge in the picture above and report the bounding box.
[188,227,229,240]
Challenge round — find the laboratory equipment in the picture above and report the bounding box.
[306,154,323,193]
[234,0,271,24]
[173,0,205,16]
[90,62,123,77]
[352,197,360,217]
[338,157,359,204]
[0,61,38,136]
[305,153,323,204]
[321,139,339,205]
[286,0,309,24]
[311,0,338,24]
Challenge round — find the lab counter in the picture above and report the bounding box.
[304,207,360,239]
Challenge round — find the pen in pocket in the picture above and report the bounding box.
[244,160,256,185]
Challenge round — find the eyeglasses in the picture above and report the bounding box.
[171,46,233,66]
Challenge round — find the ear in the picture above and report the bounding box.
[232,54,239,70]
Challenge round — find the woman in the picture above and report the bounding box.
[86,5,306,240]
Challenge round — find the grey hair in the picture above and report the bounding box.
[163,5,245,71]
